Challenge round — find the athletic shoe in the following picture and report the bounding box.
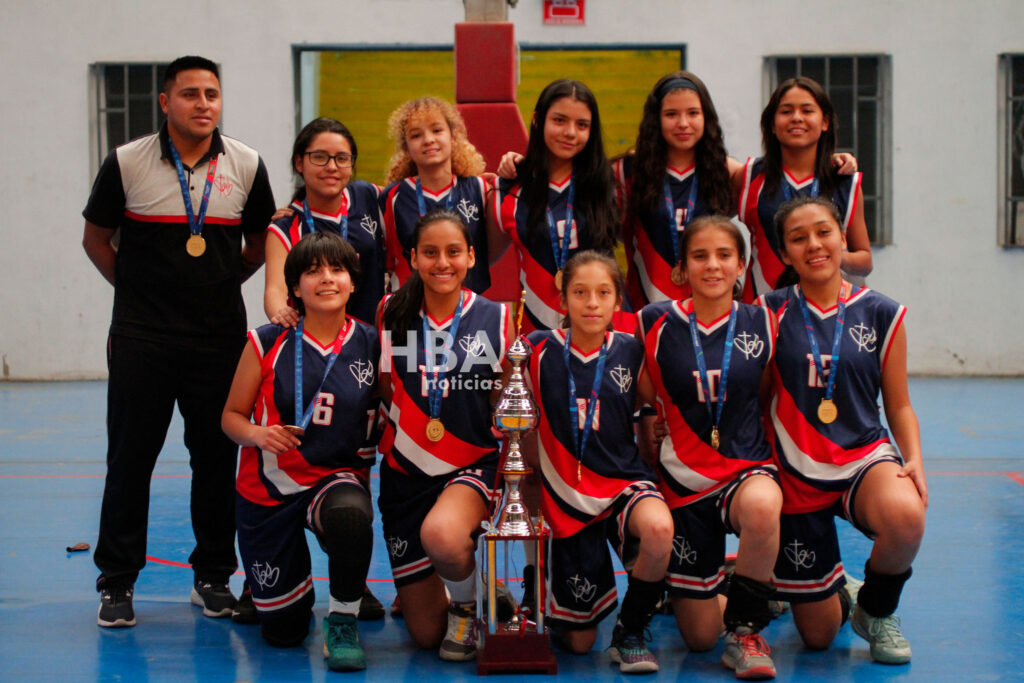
[97,586,136,628]
[358,584,385,621]
[850,605,912,664]
[608,623,659,674]
[439,603,478,662]
[520,565,537,618]
[323,613,367,671]
[492,579,517,622]
[390,595,403,618]
[190,581,237,618]
[231,584,259,624]
[843,570,864,606]
[722,628,776,680]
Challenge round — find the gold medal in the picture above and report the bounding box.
[711,426,720,451]
[670,263,686,287]
[817,398,838,424]
[282,425,305,437]
[426,418,445,442]
[577,460,582,483]
[554,268,564,291]
[186,234,206,257]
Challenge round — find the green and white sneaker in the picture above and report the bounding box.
[323,613,367,671]
[850,605,912,664]
[609,623,659,674]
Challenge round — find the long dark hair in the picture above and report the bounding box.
[291,117,358,202]
[626,71,732,228]
[772,195,844,288]
[283,232,361,316]
[515,79,618,254]
[558,250,625,329]
[760,77,838,199]
[381,209,473,344]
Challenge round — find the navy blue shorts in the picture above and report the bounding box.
[547,482,662,630]
[378,456,500,587]
[666,467,778,599]
[236,472,368,620]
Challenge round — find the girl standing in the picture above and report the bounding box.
[265,118,386,326]
[738,77,872,300]
[377,209,513,661]
[638,216,782,680]
[496,80,623,333]
[525,250,673,674]
[761,196,926,664]
[223,232,380,671]
[381,97,500,295]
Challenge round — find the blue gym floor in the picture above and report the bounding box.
[1,378,1021,681]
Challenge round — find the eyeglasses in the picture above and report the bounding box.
[305,151,355,168]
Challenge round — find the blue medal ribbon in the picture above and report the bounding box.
[416,176,456,216]
[421,291,465,421]
[563,329,609,480]
[293,316,352,431]
[167,139,218,239]
[796,284,847,406]
[663,170,698,263]
[686,302,737,448]
[303,194,348,241]
[782,175,820,202]
[546,176,575,274]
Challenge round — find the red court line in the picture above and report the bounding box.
[0,474,189,479]
[1006,472,1024,487]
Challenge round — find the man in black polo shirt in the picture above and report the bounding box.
[82,55,275,628]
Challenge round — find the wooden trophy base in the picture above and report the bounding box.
[476,628,557,675]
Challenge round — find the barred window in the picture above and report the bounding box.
[999,54,1024,246]
[766,55,891,245]
[91,63,169,168]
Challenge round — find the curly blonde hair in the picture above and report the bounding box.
[384,96,486,184]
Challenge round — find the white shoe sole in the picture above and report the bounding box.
[190,588,233,618]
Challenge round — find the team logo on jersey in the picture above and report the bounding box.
[456,197,479,223]
[566,574,597,604]
[214,175,233,197]
[672,535,698,565]
[734,332,765,360]
[386,536,408,559]
[459,333,487,357]
[784,539,816,571]
[360,215,378,237]
[849,322,877,353]
[349,359,374,388]
[610,365,633,393]
[250,561,280,590]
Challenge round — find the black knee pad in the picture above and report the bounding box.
[260,608,311,648]
[320,505,372,556]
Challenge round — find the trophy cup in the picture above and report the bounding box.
[476,334,557,675]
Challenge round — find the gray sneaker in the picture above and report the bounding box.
[722,628,776,680]
[608,623,659,674]
[850,605,912,664]
[439,603,478,662]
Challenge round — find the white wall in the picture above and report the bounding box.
[1,0,1021,378]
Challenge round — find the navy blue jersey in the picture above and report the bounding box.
[738,158,861,300]
[379,290,510,477]
[760,285,906,512]
[639,300,775,508]
[237,319,380,505]
[266,182,385,325]
[381,175,492,293]
[526,329,653,538]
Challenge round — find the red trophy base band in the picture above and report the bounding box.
[477,631,558,675]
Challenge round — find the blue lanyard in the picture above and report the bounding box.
[167,139,217,237]
[563,329,608,474]
[687,302,737,439]
[782,176,819,202]
[796,285,846,403]
[546,177,575,272]
[421,291,465,420]
[293,316,351,430]
[416,176,455,216]
[303,196,348,241]
[662,171,698,262]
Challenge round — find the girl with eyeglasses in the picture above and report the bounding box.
[265,118,387,326]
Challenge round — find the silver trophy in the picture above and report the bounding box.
[492,336,538,536]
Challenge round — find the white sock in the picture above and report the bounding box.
[441,571,477,606]
[329,596,360,616]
